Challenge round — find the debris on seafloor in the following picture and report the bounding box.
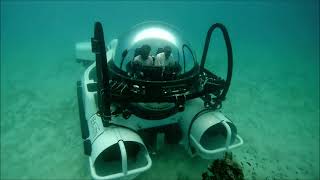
[202,152,244,180]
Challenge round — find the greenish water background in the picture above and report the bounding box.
[1,1,319,179]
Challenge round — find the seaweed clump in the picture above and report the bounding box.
[202,152,244,180]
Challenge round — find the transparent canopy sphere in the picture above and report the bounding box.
[112,22,197,81]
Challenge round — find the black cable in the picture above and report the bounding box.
[93,110,138,133]
[200,23,233,101]
[187,23,233,153]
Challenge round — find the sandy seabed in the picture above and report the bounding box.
[1,1,319,179]
[1,44,319,180]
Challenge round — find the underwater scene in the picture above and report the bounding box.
[1,1,319,180]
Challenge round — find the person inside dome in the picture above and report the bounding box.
[133,44,154,66]
[131,44,154,78]
[154,45,175,67]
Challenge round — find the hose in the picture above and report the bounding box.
[188,23,233,152]
[200,23,233,101]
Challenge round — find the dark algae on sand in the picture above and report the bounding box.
[202,152,244,180]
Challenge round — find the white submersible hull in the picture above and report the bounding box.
[76,21,243,180]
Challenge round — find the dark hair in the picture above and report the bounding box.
[140,44,151,60]
[164,46,172,58]
[164,46,172,53]
[141,44,151,53]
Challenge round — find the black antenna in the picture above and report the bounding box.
[91,22,111,127]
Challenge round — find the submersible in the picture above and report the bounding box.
[75,21,243,180]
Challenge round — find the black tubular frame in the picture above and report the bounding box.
[77,81,89,139]
[89,22,233,120]
[200,23,233,101]
[91,22,112,127]
[77,81,92,155]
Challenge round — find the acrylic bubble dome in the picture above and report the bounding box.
[111,21,198,80]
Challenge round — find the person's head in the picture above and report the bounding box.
[164,46,172,59]
[140,44,151,60]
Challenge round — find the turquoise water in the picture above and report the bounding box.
[1,1,319,179]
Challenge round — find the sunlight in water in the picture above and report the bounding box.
[133,27,177,46]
